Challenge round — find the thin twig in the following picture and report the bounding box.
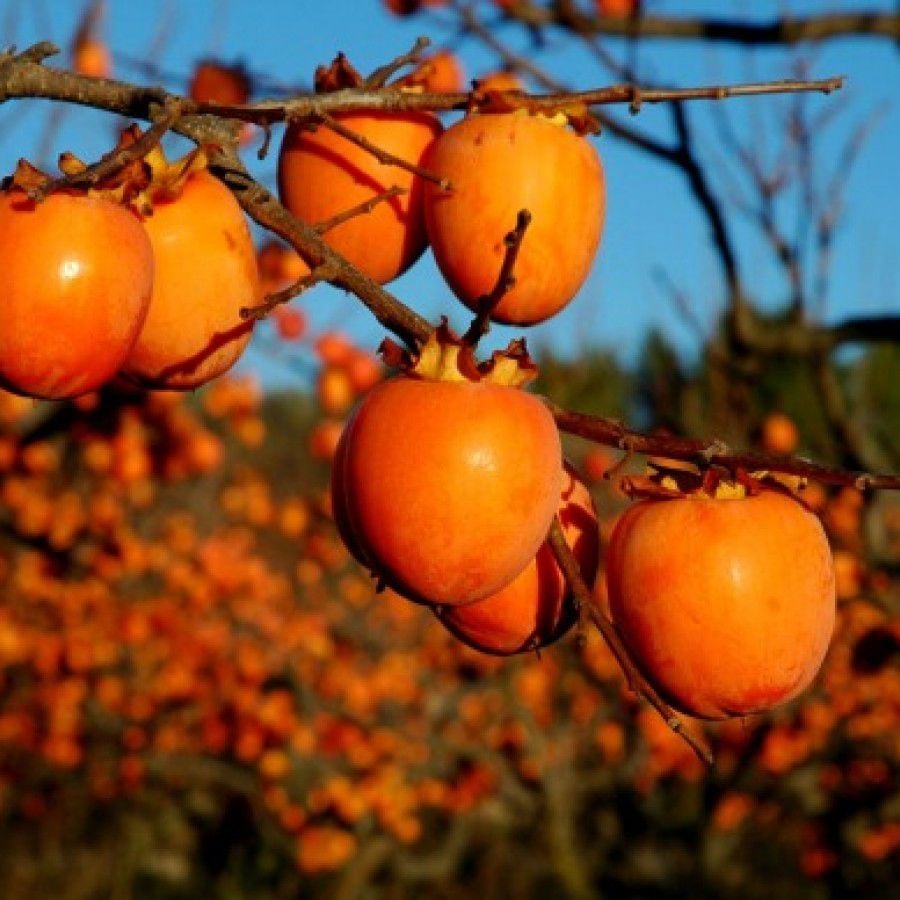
[314,185,407,235]
[365,35,431,89]
[315,111,449,190]
[462,209,531,347]
[547,519,714,767]
[241,265,335,321]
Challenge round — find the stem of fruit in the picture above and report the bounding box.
[462,209,532,348]
[547,518,714,767]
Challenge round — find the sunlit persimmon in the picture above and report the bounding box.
[438,466,598,654]
[606,487,836,719]
[278,111,442,284]
[423,112,605,325]
[345,351,383,393]
[332,331,563,606]
[0,188,153,399]
[122,150,259,390]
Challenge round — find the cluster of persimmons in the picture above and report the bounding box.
[0,12,892,883]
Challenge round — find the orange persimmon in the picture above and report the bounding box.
[0,187,153,400]
[606,488,836,719]
[332,330,563,606]
[438,465,599,654]
[122,147,259,389]
[423,111,605,325]
[277,111,442,284]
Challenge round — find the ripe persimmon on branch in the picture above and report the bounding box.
[0,34,893,766]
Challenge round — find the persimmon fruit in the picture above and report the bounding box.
[0,188,153,400]
[606,488,836,719]
[122,148,259,390]
[423,111,605,325]
[438,465,599,654]
[278,111,442,284]
[332,330,563,606]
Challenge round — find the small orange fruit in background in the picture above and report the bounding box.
[122,141,259,390]
[761,412,799,455]
[73,37,112,78]
[423,111,605,325]
[606,488,836,719]
[438,465,599,654]
[332,329,563,606]
[0,178,153,400]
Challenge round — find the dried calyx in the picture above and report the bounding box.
[621,461,812,503]
[5,125,215,213]
[379,320,538,388]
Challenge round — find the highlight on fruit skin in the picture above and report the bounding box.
[0,161,154,400]
[423,110,605,325]
[605,479,836,719]
[437,464,599,655]
[331,326,564,607]
[120,133,260,391]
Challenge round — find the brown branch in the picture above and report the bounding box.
[547,518,713,767]
[547,400,900,492]
[462,209,531,347]
[192,76,845,125]
[503,6,900,45]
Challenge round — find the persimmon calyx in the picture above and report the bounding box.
[379,321,538,388]
[464,96,601,136]
[621,463,810,503]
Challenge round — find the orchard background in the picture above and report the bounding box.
[0,1,898,897]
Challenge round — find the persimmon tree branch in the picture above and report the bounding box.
[496,4,900,45]
[546,400,900,492]
[547,519,713,767]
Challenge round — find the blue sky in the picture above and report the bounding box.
[0,0,897,388]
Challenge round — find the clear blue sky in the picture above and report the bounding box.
[1,0,897,389]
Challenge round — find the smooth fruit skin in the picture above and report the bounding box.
[337,376,563,606]
[438,466,599,655]
[277,112,442,284]
[0,191,153,400]
[606,491,836,719]
[423,113,605,325]
[123,171,258,390]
